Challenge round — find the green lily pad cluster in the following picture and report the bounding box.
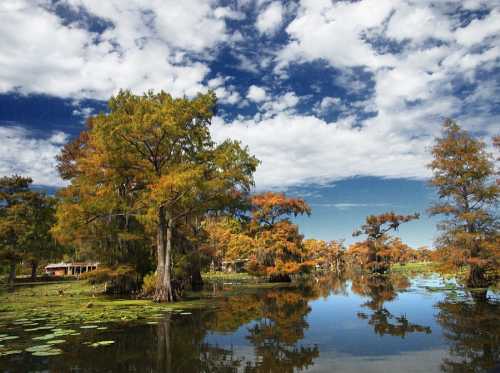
[25,344,63,356]
[90,340,115,348]
[0,349,22,357]
[0,335,19,342]
[0,280,213,360]
[32,328,77,342]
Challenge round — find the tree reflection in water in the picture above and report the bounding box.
[152,282,321,372]
[436,295,500,372]
[351,273,432,337]
[244,289,319,372]
[4,274,499,373]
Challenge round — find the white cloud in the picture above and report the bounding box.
[314,96,342,114]
[0,126,68,186]
[247,85,267,102]
[261,91,299,116]
[211,113,434,190]
[213,7,246,21]
[454,9,500,46]
[312,203,392,210]
[256,1,284,35]
[0,0,232,99]
[260,0,499,189]
[277,0,397,70]
[1,0,499,191]
[386,4,452,44]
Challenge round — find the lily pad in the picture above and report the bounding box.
[80,325,98,329]
[32,333,57,341]
[32,348,62,356]
[90,340,115,347]
[25,345,52,352]
[0,350,22,356]
[46,339,66,345]
[25,326,54,332]
[0,335,19,341]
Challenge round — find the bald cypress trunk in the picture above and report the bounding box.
[191,255,203,291]
[154,207,173,302]
[467,265,489,289]
[30,261,38,281]
[8,260,16,286]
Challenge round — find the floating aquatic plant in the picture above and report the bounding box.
[46,339,66,345]
[90,340,115,347]
[25,345,52,352]
[0,335,19,342]
[32,348,62,357]
[0,350,22,356]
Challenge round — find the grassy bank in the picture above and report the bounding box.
[202,271,259,282]
[390,261,438,274]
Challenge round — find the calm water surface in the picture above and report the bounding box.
[1,273,499,372]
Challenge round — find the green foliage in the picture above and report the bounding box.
[0,175,63,283]
[142,272,157,296]
[81,265,139,294]
[53,90,258,301]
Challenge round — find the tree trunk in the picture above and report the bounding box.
[191,255,203,291]
[154,207,174,302]
[467,265,489,289]
[470,289,488,303]
[8,259,16,286]
[31,261,38,281]
[162,218,174,301]
[269,273,291,283]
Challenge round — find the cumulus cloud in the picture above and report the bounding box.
[1,0,499,191]
[0,0,233,99]
[314,97,342,114]
[277,0,397,70]
[207,75,241,105]
[248,0,500,188]
[256,1,284,35]
[261,91,300,116]
[247,85,268,102]
[0,126,68,186]
[211,113,434,190]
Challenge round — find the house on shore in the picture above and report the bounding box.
[221,259,248,273]
[44,262,99,277]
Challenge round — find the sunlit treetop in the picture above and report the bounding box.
[251,192,311,227]
[353,212,420,241]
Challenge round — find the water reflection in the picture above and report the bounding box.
[351,274,432,337]
[1,273,499,372]
[436,295,500,372]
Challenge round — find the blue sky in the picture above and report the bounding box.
[1,0,499,248]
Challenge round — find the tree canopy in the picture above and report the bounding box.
[428,120,499,290]
[53,90,259,301]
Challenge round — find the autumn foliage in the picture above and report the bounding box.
[52,90,258,301]
[349,212,419,273]
[428,120,499,290]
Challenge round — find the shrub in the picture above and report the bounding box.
[81,265,139,294]
[142,272,157,296]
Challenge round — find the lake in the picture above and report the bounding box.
[0,272,499,372]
